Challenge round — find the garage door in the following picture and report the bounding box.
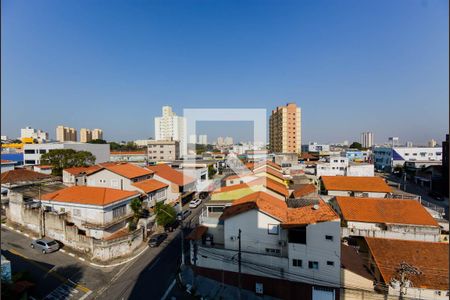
[312,286,335,300]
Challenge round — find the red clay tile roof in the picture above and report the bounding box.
[341,243,373,280]
[220,191,339,226]
[1,169,52,184]
[365,237,449,290]
[186,226,208,240]
[41,186,139,206]
[335,196,439,227]
[132,179,168,194]
[36,165,52,169]
[253,167,284,180]
[292,184,317,198]
[64,165,102,176]
[99,162,153,179]
[213,177,289,197]
[299,153,319,160]
[321,176,392,193]
[147,164,195,186]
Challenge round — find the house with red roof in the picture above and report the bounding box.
[188,191,341,299]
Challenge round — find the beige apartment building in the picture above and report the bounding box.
[80,128,92,143]
[147,140,180,162]
[56,126,77,142]
[269,102,301,154]
[92,128,103,140]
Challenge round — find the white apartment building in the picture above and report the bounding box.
[315,156,375,177]
[302,142,330,153]
[373,146,442,172]
[20,127,49,143]
[360,132,373,148]
[189,192,341,299]
[23,142,110,165]
[188,134,197,144]
[154,106,187,157]
[147,140,179,162]
[92,129,103,140]
[198,135,207,145]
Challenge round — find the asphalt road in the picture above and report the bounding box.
[1,227,117,300]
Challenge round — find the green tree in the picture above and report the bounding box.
[40,149,96,176]
[128,198,143,231]
[155,202,176,227]
[349,142,363,150]
[89,139,107,144]
[208,164,217,178]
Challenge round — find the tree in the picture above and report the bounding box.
[349,142,363,150]
[40,149,96,176]
[89,139,107,144]
[208,164,217,178]
[154,202,176,227]
[128,198,143,231]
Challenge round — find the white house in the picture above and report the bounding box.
[330,196,441,242]
[315,157,374,177]
[23,142,110,166]
[41,186,140,239]
[1,160,16,173]
[131,179,168,207]
[33,165,53,175]
[320,176,392,198]
[189,191,341,299]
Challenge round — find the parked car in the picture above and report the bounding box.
[189,198,202,208]
[30,238,60,254]
[177,210,192,221]
[164,220,179,232]
[428,191,444,201]
[149,233,168,247]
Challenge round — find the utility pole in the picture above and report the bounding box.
[180,196,185,266]
[238,228,242,300]
[396,262,421,299]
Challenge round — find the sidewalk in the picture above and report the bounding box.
[176,265,279,300]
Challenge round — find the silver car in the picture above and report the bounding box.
[30,238,60,254]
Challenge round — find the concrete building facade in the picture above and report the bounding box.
[147,140,180,162]
[373,146,442,172]
[20,127,49,143]
[360,132,374,148]
[56,126,77,142]
[269,103,301,154]
[154,106,187,157]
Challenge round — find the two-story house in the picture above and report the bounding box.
[189,191,341,300]
[320,176,392,198]
[329,196,441,242]
[132,179,169,207]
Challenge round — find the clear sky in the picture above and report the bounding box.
[2,0,448,145]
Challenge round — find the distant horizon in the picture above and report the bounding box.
[2,1,448,145]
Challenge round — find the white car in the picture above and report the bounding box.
[189,198,202,208]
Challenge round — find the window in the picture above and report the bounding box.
[325,235,333,241]
[268,224,279,235]
[404,153,409,156]
[436,152,442,156]
[413,153,417,156]
[25,160,36,164]
[327,261,334,266]
[288,227,306,244]
[113,205,126,218]
[98,179,106,184]
[73,209,81,217]
[265,248,280,255]
[292,259,302,267]
[24,149,35,154]
[308,261,319,269]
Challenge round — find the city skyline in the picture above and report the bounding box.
[2,0,448,144]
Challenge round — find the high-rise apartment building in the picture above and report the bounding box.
[198,135,207,145]
[189,134,197,144]
[56,126,77,142]
[216,137,224,146]
[154,106,187,157]
[224,136,233,146]
[428,139,437,147]
[269,102,302,154]
[20,126,49,143]
[92,129,103,140]
[360,132,374,148]
[80,128,92,143]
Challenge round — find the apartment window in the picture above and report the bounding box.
[24,149,35,154]
[308,261,319,269]
[39,149,47,154]
[404,153,409,156]
[73,209,81,217]
[113,205,126,218]
[327,261,335,266]
[325,235,333,241]
[292,259,302,267]
[265,248,280,255]
[267,224,279,235]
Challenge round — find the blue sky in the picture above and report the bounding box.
[2,0,448,144]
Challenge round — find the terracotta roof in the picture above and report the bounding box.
[299,153,319,160]
[220,191,338,226]
[292,184,317,198]
[1,169,53,184]
[132,179,168,194]
[110,151,146,155]
[186,226,208,240]
[253,160,282,170]
[104,228,130,241]
[147,164,195,186]
[253,167,284,180]
[213,177,289,197]
[321,176,392,193]
[41,186,139,206]
[225,173,254,180]
[98,162,153,179]
[341,243,373,280]
[64,165,102,176]
[365,237,448,290]
[35,165,52,169]
[335,196,439,227]
[220,192,287,221]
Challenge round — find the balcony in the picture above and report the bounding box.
[81,212,134,229]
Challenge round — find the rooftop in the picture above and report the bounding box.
[64,165,103,176]
[1,169,55,185]
[132,179,168,194]
[99,162,153,179]
[213,177,289,197]
[292,184,317,198]
[335,196,439,227]
[147,164,195,186]
[321,176,392,193]
[365,237,448,290]
[41,186,139,206]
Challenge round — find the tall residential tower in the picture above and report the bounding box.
[269,102,302,154]
[154,106,187,157]
[360,132,374,148]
